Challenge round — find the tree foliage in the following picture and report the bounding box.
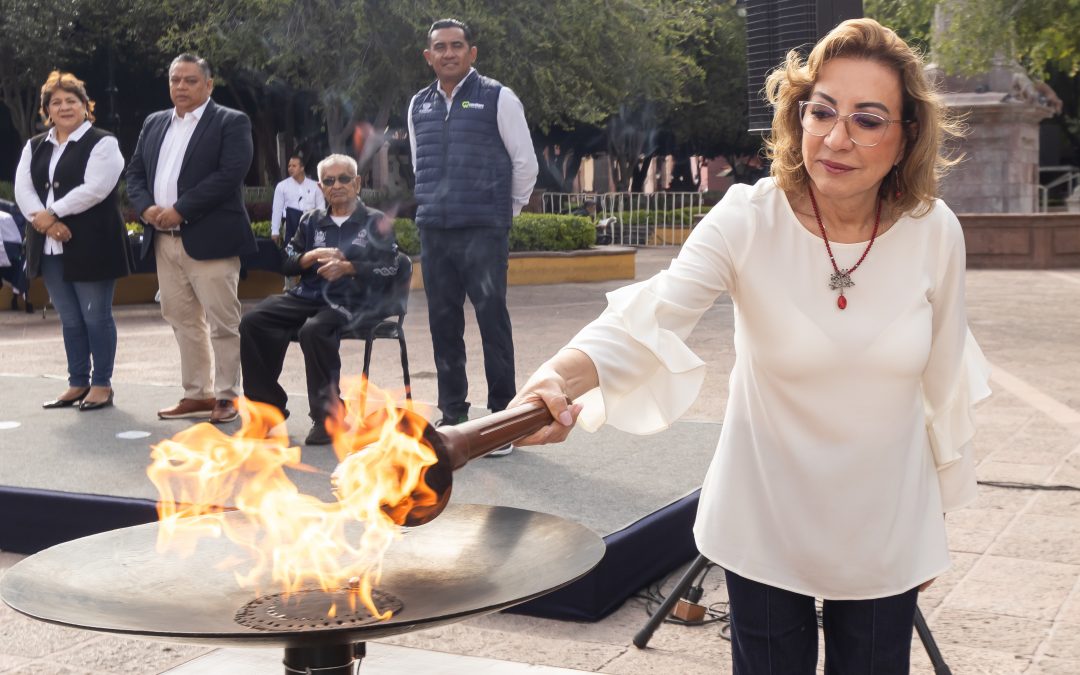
[1,0,760,189]
[867,0,1080,80]
[0,0,87,144]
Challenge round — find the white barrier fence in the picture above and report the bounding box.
[541,192,706,246]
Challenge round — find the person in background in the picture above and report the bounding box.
[14,71,130,411]
[0,203,33,313]
[509,18,989,673]
[271,154,325,246]
[240,154,399,446]
[407,17,538,454]
[125,53,255,424]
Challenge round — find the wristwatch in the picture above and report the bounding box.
[45,207,57,220]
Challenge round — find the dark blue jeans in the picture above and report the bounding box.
[41,255,118,387]
[724,569,919,674]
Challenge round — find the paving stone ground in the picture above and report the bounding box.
[1,247,1078,674]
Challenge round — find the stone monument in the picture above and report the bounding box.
[926,3,1059,213]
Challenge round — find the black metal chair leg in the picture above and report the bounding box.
[398,334,412,407]
[360,337,375,419]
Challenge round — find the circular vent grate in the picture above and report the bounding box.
[235,588,403,631]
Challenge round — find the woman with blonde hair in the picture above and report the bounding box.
[509,18,988,673]
[15,71,131,411]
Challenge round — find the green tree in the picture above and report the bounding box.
[867,0,1080,80]
[863,0,935,56]
[0,0,86,145]
[662,0,758,190]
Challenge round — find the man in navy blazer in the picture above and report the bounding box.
[126,53,256,424]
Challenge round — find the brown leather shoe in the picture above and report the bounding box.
[158,398,216,420]
[210,399,239,424]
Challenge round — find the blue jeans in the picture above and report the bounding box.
[41,255,118,387]
[725,569,919,674]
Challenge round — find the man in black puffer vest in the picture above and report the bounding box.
[408,18,538,454]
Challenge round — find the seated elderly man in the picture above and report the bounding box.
[239,153,399,445]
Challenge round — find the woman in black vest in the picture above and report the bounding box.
[14,71,130,411]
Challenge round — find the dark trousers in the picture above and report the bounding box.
[724,569,919,674]
[1,241,28,294]
[283,207,303,245]
[239,294,347,421]
[419,227,515,419]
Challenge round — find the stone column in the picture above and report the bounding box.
[935,92,1052,213]
[928,2,1057,213]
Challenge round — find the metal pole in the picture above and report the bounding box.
[914,606,952,675]
[633,554,711,649]
[282,643,359,674]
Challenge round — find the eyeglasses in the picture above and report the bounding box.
[798,101,906,148]
[320,175,357,187]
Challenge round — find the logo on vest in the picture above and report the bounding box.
[419,102,434,114]
[312,229,327,248]
[461,101,485,110]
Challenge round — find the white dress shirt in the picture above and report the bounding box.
[408,68,538,215]
[0,210,18,243]
[153,98,211,210]
[0,212,15,267]
[14,120,125,255]
[567,178,991,600]
[271,176,325,235]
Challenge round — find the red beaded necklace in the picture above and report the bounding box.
[807,187,882,310]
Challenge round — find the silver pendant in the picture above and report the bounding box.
[829,269,854,291]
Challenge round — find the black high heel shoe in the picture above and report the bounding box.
[79,390,114,411]
[42,388,90,409]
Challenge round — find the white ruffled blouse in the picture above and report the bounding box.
[568,178,990,600]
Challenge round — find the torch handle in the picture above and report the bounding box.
[436,403,556,469]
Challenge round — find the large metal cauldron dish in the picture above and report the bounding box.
[1,404,605,674]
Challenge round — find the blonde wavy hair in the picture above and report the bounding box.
[39,71,96,126]
[764,18,962,217]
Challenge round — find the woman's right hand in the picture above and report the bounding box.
[508,349,598,446]
[508,367,581,447]
[30,210,56,234]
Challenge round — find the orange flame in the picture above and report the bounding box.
[146,377,436,620]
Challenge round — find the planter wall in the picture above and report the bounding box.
[5,270,292,309]
[959,213,1080,269]
[1,247,635,307]
[408,246,636,291]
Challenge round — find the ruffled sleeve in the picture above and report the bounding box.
[567,187,748,435]
[925,330,992,510]
[568,283,710,434]
[921,208,992,511]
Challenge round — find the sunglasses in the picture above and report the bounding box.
[320,175,357,187]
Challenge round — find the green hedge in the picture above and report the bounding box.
[127,220,274,239]
[394,218,421,255]
[250,220,272,238]
[617,206,709,227]
[392,214,594,256]
[125,214,592,255]
[509,213,595,252]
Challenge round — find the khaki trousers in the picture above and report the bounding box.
[154,234,242,400]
